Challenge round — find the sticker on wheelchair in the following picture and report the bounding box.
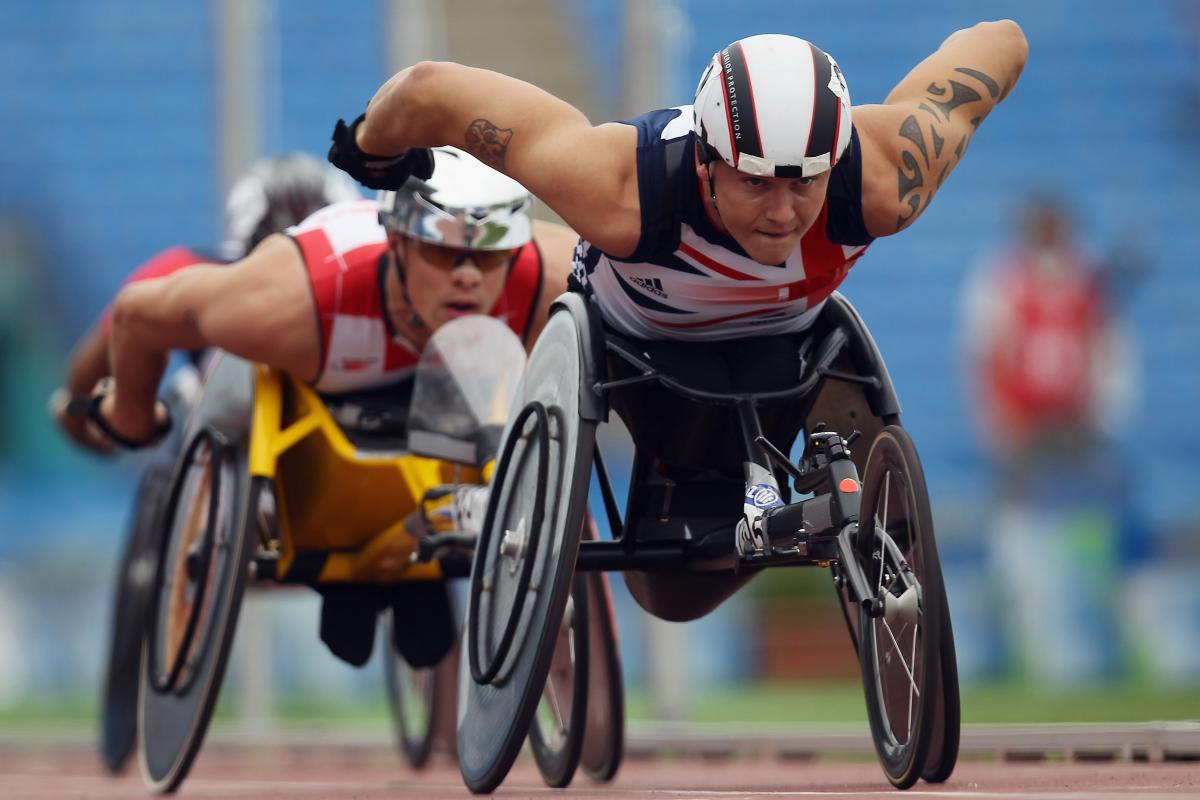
[407,316,527,468]
[745,483,784,510]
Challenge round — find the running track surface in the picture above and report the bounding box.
[2,744,1198,800]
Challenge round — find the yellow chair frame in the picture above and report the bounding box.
[246,365,484,585]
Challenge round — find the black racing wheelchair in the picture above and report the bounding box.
[456,290,960,792]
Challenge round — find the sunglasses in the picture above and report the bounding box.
[413,240,518,272]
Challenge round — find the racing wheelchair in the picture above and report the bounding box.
[457,291,960,793]
[104,316,621,793]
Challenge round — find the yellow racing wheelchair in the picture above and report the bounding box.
[133,316,622,793]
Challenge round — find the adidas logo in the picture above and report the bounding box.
[629,276,667,298]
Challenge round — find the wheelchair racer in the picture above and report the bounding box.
[71,147,574,451]
[327,21,1027,618]
[58,150,574,669]
[50,153,364,771]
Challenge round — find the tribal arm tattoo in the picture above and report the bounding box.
[464,118,514,171]
[894,66,1000,232]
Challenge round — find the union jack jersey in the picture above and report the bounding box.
[288,200,543,393]
[573,106,874,341]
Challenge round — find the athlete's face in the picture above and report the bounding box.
[699,159,831,265]
[392,234,515,331]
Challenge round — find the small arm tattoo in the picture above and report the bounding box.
[184,309,200,333]
[464,118,513,170]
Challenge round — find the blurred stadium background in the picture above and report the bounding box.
[0,0,1198,730]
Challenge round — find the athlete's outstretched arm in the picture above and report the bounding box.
[353,62,643,257]
[103,236,319,443]
[854,20,1028,237]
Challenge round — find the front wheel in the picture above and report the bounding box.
[856,426,945,790]
[138,430,259,793]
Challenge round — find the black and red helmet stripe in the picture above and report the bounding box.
[804,42,840,163]
[719,42,763,162]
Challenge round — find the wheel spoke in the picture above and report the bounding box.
[878,616,918,697]
[543,669,566,735]
[907,617,919,738]
[877,472,891,595]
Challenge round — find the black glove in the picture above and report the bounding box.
[327,113,435,190]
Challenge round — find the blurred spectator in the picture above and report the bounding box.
[961,194,1136,684]
[962,195,1126,497]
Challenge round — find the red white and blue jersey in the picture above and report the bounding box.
[288,200,544,394]
[572,106,874,341]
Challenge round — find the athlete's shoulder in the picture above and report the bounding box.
[606,106,697,261]
[620,105,695,146]
[824,126,874,247]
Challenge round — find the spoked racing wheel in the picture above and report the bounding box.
[138,354,259,794]
[528,573,589,788]
[578,555,624,782]
[855,425,953,789]
[457,305,597,794]
[383,608,443,769]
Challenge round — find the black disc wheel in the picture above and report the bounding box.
[579,552,624,782]
[528,572,588,788]
[921,580,960,783]
[457,307,596,795]
[383,608,441,769]
[856,426,946,790]
[138,428,259,793]
[100,452,177,774]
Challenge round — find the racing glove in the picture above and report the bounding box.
[327,113,434,190]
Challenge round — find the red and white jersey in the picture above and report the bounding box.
[982,248,1105,424]
[287,200,543,394]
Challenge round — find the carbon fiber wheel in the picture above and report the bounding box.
[100,454,175,774]
[457,305,595,794]
[921,579,960,783]
[137,354,257,794]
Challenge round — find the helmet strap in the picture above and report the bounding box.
[389,243,431,334]
[705,163,720,210]
[695,142,723,220]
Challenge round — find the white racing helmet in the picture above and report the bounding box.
[377,147,533,251]
[694,34,853,179]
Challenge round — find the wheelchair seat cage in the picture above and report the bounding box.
[577,296,894,621]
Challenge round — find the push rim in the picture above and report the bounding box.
[467,400,550,685]
[147,429,229,694]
